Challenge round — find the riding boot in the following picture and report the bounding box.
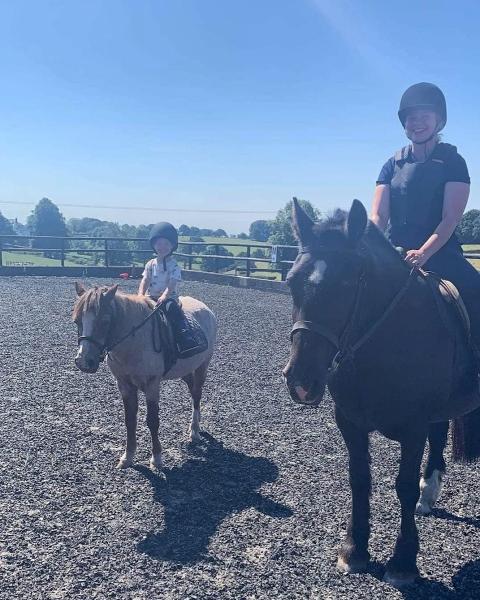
[164,299,206,357]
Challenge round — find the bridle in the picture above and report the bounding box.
[77,301,166,362]
[290,248,416,370]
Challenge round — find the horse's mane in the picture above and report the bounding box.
[73,287,153,321]
[312,208,405,267]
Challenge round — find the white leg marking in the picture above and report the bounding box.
[337,556,367,574]
[149,453,163,470]
[309,260,327,284]
[116,450,135,469]
[189,407,201,443]
[416,469,443,515]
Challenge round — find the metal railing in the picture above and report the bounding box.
[2,234,479,281]
[0,235,298,280]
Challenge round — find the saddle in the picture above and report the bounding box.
[422,270,471,341]
[149,298,208,375]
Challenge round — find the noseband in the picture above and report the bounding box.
[290,257,416,370]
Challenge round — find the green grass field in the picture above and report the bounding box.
[2,251,78,267]
[463,244,480,269]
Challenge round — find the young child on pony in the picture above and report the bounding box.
[138,222,204,356]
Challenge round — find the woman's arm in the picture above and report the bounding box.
[371,184,390,232]
[406,182,470,266]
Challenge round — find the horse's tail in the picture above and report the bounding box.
[452,405,480,463]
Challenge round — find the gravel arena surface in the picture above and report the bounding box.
[1,276,480,600]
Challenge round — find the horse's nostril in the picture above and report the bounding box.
[87,358,96,369]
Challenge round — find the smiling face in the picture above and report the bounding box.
[153,237,173,259]
[404,108,439,144]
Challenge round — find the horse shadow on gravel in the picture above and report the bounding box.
[386,559,480,599]
[135,432,293,564]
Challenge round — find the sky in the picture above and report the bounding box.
[1,0,480,233]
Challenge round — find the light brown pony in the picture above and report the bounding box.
[73,283,217,470]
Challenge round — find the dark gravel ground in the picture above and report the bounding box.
[1,276,479,600]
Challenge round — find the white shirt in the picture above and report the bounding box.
[142,256,182,298]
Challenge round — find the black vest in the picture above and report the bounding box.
[389,142,461,252]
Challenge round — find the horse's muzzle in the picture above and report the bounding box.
[75,355,100,374]
[282,372,325,407]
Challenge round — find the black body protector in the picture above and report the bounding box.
[389,142,461,252]
[390,142,480,361]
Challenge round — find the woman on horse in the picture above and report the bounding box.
[371,82,480,357]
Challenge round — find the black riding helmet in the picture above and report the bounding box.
[398,82,447,131]
[149,222,178,254]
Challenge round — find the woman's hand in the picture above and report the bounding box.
[405,249,428,268]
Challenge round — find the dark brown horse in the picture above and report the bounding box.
[283,198,480,587]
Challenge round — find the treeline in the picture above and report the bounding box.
[3,196,479,268]
[0,198,320,269]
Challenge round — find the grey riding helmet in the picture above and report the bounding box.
[149,222,179,254]
[398,82,447,131]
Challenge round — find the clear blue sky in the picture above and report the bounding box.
[1,0,479,233]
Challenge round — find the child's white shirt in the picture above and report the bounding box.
[142,256,182,298]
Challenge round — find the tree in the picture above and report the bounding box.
[178,224,191,236]
[249,220,272,242]
[0,211,15,236]
[200,245,234,272]
[27,198,67,256]
[212,229,228,238]
[91,223,132,266]
[252,248,266,258]
[457,210,480,244]
[268,198,319,246]
[237,232,249,240]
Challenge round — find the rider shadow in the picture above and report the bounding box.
[135,433,293,564]
[431,507,480,529]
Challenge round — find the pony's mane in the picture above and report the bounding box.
[73,286,152,321]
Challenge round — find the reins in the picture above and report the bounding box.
[290,257,417,370]
[78,301,166,362]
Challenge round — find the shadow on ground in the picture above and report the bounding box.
[136,433,293,564]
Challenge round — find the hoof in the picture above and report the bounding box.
[415,501,432,516]
[189,430,202,444]
[149,455,163,470]
[116,455,134,469]
[337,556,368,574]
[383,570,418,588]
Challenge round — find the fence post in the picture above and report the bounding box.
[104,239,109,267]
[214,244,219,273]
[61,238,65,268]
[246,245,251,277]
[0,238,2,267]
[188,244,193,270]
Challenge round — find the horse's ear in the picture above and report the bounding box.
[292,197,314,246]
[102,284,118,303]
[346,199,368,246]
[75,281,87,297]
